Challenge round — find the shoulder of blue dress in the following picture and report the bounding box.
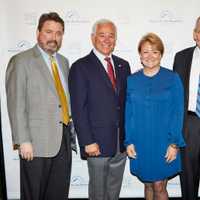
[160,66,175,75]
[159,67,179,84]
[128,69,142,80]
[133,68,143,76]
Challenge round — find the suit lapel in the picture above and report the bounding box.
[57,54,69,88]
[185,47,196,99]
[185,47,195,80]
[57,54,71,112]
[90,51,116,93]
[32,46,57,96]
[57,55,68,78]
[112,55,122,93]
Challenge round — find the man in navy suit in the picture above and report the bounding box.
[69,19,131,200]
[173,16,200,200]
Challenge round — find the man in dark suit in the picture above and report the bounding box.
[69,19,131,200]
[173,16,200,200]
[6,12,72,200]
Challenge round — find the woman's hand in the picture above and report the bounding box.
[165,144,179,163]
[126,144,137,159]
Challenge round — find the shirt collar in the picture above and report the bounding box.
[194,46,200,57]
[93,48,112,63]
[37,44,57,60]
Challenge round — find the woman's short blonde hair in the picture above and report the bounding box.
[138,33,164,56]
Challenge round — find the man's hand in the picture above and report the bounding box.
[19,142,34,161]
[85,143,101,156]
[126,144,137,159]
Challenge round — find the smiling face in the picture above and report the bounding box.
[91,22,116,56]
[37,20,64,55]
[140,41,162,70]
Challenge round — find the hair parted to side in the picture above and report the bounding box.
[91,19,117,35]
[138,32,164,56]
[194,16,200,32]
[37,12,65,32]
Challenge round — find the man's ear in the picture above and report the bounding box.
[36,29,39,39]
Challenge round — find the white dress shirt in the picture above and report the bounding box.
[189,46,200,111]
[93,48,116,76]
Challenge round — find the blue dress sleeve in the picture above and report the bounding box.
[124,77,135,147]
[168,73,186,147]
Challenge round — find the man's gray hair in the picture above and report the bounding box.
[194,16,200,32]
[91,19,117,35]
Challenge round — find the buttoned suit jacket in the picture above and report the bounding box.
[6,45,70,157]
[68,51,131,158]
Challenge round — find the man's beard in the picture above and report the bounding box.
[39,40,61,55]
[46,40,60,54]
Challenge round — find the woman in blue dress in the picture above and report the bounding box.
[125,33,185,200]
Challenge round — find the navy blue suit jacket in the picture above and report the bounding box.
[69,51,131,158]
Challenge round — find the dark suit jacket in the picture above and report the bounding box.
[173,46,196,138]
[69,51,131,158]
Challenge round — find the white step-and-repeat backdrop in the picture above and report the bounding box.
[0,0,199,199]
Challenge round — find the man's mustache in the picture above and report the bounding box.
[47,40,58,46]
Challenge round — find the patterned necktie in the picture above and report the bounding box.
[50,56,70,125]
[196,75,200,117]
[104,57,116,89]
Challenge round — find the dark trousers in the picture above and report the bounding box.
[180,113,200,200]
[20,124,72,200]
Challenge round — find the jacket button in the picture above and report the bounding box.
[58,105,61,108]
[59,121,62,124]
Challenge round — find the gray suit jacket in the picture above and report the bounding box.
[6,45,70,157]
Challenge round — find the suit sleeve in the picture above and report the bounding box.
[6,55,31,145]
[68,62,95,147]
[168,73,185,147]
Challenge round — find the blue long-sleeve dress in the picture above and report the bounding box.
[125,67,185,182]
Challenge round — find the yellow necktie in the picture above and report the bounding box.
[50,56,70,125]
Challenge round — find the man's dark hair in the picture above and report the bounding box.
[37,12,65,32]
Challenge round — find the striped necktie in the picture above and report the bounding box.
[104,57,116,89]
[50,56,70,125]
[196,75,200,117]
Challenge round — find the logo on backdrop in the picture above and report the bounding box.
[24,12,38,26]
[116,40,133,53]
[8,40,31,53]
[149,10,183,23]
[71,176,87,186]
[65,10,90,24]
[121,176,134,188]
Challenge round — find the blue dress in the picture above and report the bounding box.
[125,67,185,182]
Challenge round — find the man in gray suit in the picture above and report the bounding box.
[6,12,72,200]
